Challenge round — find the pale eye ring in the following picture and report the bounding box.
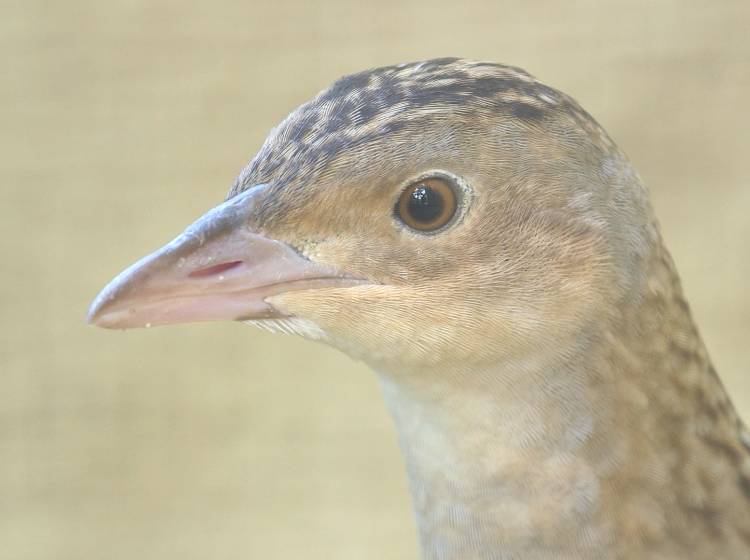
[395,177,458,232]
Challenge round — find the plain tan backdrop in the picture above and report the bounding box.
[2,1,749,558]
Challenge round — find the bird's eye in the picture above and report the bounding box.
[396,177,458,232]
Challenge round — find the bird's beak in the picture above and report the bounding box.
[87,185,366,329]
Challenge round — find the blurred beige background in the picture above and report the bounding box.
[1,1,748,559]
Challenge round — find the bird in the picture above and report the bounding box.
[88,58,750,559]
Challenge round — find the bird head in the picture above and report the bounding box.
[88,58,651,374]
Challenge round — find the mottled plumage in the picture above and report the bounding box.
[90,58,750,559]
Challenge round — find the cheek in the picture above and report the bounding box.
[265,284,549,370]
[300,236,407,284]
[307,231,488,288]
[264,286,412,363]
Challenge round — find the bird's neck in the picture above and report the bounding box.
[377,244,750,559]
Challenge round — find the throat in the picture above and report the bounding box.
[378,354,614,559]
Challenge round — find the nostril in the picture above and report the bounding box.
[188,260,243,278]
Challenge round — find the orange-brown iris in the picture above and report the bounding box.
[396,177,457,232]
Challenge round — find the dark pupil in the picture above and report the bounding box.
[408,185,444,223]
